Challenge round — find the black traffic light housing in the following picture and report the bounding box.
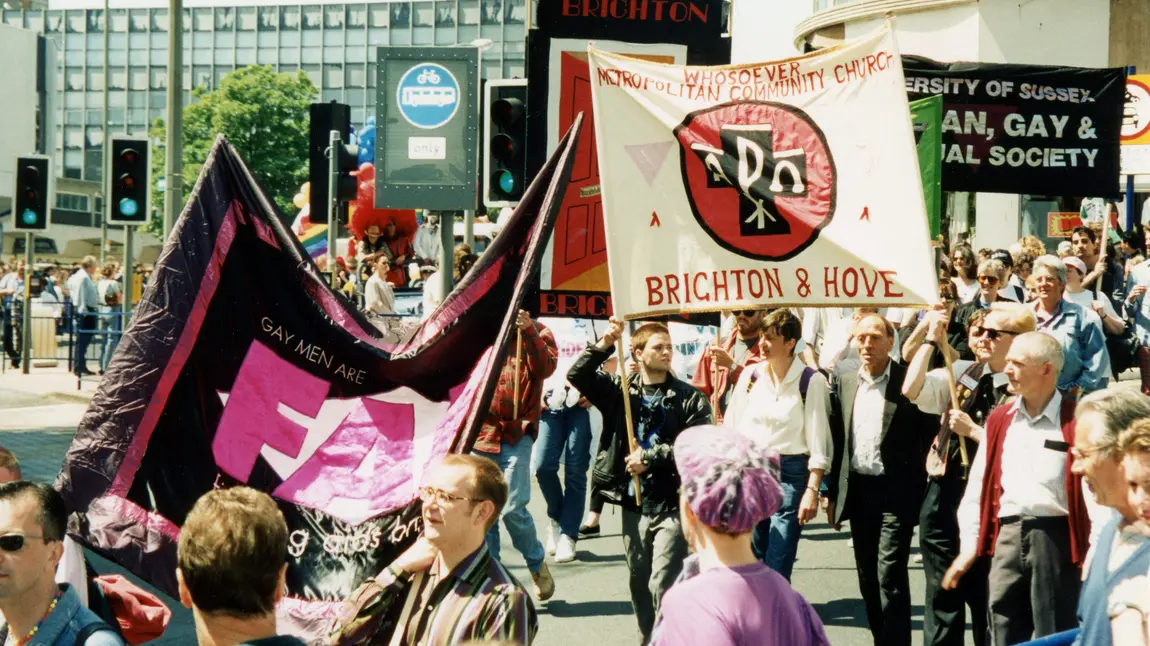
[309,101,358,225]
[107,135,151,226]
[13,156,51,232]
[484,79,528,209]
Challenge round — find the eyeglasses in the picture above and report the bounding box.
[0,534,49,553]
[972,327,1018,341]
[978,276,1000,285]
[734,310,758,317]
[1071,446,1109,461]
[418,486,478,505]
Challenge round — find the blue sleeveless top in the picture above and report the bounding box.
[1077,517,1150,646]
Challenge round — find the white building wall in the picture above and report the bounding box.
[730,0,806,63]
[845,5,981,61]
[978,0,1111,67]
[0,25,40,203]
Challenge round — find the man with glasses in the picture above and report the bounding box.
[903,303,1035,646]
[943,332,1089,644]
[569,318,712,644]
[1069,389,1150,646]
[0,481,124,645]
[946,259,1013,361]
[331,454,537,645]
[692,309,765,423]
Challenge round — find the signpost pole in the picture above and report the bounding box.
[464,209,474,248]
[327,129,340,291]
[20,233,31,374]
[440,211,454,297]
[1126,65,1138,232]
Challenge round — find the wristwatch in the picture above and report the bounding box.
[923,340,939,350]
[1108,598,1148,619]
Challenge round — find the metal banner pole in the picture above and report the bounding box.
[327,129,340,290]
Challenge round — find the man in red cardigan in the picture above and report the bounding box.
[692,309,765,423]
[942,331,1088,644]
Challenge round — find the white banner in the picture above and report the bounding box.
[589,25,939,319]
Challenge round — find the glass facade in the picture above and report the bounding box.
[1,0,528,185]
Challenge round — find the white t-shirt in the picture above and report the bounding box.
[1065,288,1118,331]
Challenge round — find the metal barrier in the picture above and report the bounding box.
[1,300,131,388]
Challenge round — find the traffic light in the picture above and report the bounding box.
[13,156,51,232]
[309,101,358,225]
[484,79,528,208]
[108,135,151,225]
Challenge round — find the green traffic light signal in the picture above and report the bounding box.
[21,209,38,226]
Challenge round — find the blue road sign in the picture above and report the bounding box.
[396,63,461,130]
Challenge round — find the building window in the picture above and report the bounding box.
[302,5,321,29]
[505,0,525,24]
[347,5,366,28]
[460,0,480,25]
[193,8,211,31]
[391,3,411,27]
[129,66,147,90]
[436,2,456,26]
[237,7,256,31]
[214,7,234,30]
[345,63,365,88]
[110,9,127,32]
[149,68,167,91]
[66,67,84,91]
[56,193,91,212]
[324,5,344,28]
[150,8,167,32]
[259,7,277,30]
[323,64,342,88]
[46,11,62,33]
[64,125,82,150]
[413,2,433,26]
[86,68,104,90]
[368,4,389,27]
[281,6,300,29]
[193,66,211,90]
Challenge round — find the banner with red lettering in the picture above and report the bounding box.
[588,25,938,319]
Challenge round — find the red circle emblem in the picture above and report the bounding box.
[674,101,837,261]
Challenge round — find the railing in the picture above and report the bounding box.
[0,299,130,389]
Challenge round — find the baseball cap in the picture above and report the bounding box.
[1064,256,1087,276]
[673,425,784,535]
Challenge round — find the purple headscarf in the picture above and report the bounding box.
[673,425,784,535]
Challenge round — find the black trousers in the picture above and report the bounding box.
[988,516,1080,645]
[847,472,918,646]
[920,473,989,646]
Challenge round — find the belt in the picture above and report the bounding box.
[998,514,1068,526]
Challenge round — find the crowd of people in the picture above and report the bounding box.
[12,220,1150,645]
[0,256,143,376]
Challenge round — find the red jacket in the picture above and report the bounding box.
[690,329,763,424]
[474,321,558,453]
[975,396,1090,566]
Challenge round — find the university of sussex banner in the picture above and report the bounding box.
[55,121,582,643]
[903,56,1126,197]
[589,25,938,319]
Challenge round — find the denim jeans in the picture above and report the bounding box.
[751,453,809,581]
[531,406,592,540]
[475,437,545,573]
[100,306,122,372]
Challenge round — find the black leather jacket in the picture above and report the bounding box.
[568,344,713,516]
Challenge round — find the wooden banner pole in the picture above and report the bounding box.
[616,337,643,506]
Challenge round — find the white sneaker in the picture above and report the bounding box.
[545,521,559,555]
[554,535,577,563]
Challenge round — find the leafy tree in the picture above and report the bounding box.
[146,65,317,236]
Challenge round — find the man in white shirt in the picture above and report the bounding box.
[67,256,100,376]
[413,213,442,267]
[943,332,1089,644]
[903,303,1035,646]
[723,309,830,582]
[363,256,395,316]
[825,314,939,646]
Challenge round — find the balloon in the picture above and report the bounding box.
[365,116,376,127]
[357,124,376,166]
[348,163,418,241]
[292,181,310,209]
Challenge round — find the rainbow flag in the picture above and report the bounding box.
[299,223,328,259]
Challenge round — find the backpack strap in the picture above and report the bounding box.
[798,366,817,404]
[75,622,116,646]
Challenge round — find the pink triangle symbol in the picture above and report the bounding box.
[625,141,674,186]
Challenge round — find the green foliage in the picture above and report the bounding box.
[147,65,317,235]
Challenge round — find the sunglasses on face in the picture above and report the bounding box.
[972,327,1017,341]
[0,534,48,553]
[734,310,757,317]
[978,275,999,285]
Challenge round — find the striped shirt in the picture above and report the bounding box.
[380,543,537,645]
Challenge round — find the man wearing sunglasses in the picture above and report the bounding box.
[692,309,764,424]
[903,302,1035,646]
[0,481,124,646]
[946,259,1014,361]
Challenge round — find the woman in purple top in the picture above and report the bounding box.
[651,425,830,646]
